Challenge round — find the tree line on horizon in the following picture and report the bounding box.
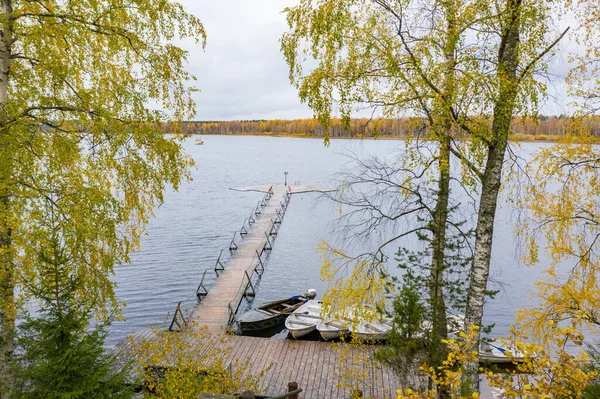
[173,115,600,139]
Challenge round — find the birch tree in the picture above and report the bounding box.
[282,1,492,393]
[282,0,570,394]
[0,1,205,393]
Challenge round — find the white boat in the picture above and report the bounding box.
[351,318,393,342]
[316,320,349,340]
[479,341,533,364]
[284,300,322,339]
[446,314,464,336]
[194,137,204,145]
[316,306,358,340]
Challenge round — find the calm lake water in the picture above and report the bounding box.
[107,135,552,347]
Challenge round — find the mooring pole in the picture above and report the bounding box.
[284,171,288,185]
[288,381,299,399]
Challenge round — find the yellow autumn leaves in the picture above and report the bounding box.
[134,323,270,398]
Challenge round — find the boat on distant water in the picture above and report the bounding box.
[479,341,534,364]
[194,137,204,145]
[285,299,322,339]
[238,289,317,333]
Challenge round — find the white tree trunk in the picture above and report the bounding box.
[0,0,13,396]
[463,0,522,393]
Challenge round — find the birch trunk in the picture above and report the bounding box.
[429,134,451,396]
[428,6,458,397]
[0,0,14,395]
[463,0,522,393]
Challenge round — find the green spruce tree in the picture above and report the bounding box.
[12,200,133,399]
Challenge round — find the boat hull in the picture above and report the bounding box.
[238,311,287,333]
[237,296,307,334]
[478,342,532,364]
[317,321,349,341]
[289,325,317,339]
[352,331,389,342]
[350,319,392,342]
[319,329,347,341]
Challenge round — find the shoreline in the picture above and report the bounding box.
[188,132,600,144]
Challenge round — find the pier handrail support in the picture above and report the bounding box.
[226,248,268,326]
[261,192,268,207]
[168,301,187,332]
[248,208,256,225]
[269,219,279,236]
[229,231,239,252]
[255,249,265,273]
[196,269,209,298]
[214,249,226,272]
[244,270,256,297]
[254,201,262,216]
[240,218,249,236]
[264,232,272,251]
[227,302,236,326]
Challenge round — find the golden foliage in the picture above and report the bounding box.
[0,0,206,322]
[394,325,481,399]
[318,241,390,323]
[134,324,270,398]
[486,325,596,399]
[178,117,600,141]
[333,337,385,399]
[517,130,600,332]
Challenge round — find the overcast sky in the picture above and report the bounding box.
[179,1,575,121]
[177,1,311,121]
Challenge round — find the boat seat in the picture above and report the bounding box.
[281,304,293,308]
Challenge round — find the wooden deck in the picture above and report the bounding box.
[187,185,291,332]
[113,329,401,399]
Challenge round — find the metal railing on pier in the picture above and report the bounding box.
[167,186,292,332]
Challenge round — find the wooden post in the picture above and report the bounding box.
[352,390,363,398]
[288,381,299,399]
[240,391,255,399]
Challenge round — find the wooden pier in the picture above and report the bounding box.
[114,329,402,399]
[187,184,291,332]
[111,183,414,398]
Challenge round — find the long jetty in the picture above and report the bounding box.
[188,184,292,332]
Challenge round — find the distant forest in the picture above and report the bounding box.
[171,116,600,140]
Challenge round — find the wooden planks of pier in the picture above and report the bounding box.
[187,185,291,332]
[113,329,401,399]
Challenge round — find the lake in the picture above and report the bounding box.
[107,135,552,347]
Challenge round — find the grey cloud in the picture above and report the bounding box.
[179,0,312,121]
[178,0,582,121]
